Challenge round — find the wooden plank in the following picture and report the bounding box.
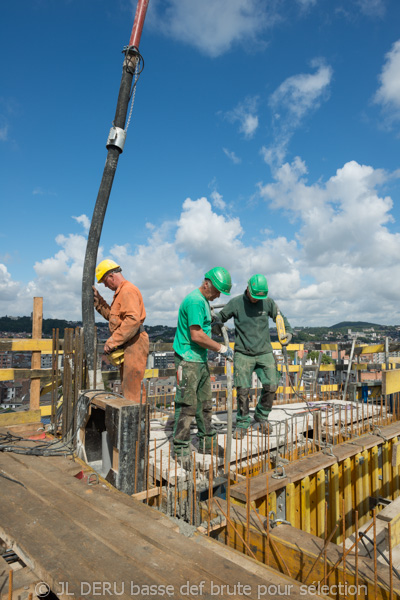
[0,422,43,436]
[0,411,41,426]
[355,344,385,355]
[230,451,336,503]
[321,344,338,351]
[376,496,400,523]
[0,452,300,600]
[30,297,43,411]
[0,369,52,381]
[383,370,400,395]
[277,364,300,372]
[0,339,53,352]
[320,384,338,392]
[131,487,160,501]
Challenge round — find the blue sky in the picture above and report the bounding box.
[1,0,400,326]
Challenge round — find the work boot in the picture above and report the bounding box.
[198,443,225,458]
[234,428,248,440]
[172,449,191,470]
[253,416,274,435]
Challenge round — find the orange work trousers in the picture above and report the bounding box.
[119,330,149,403]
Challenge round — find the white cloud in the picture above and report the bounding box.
[260,157,400,323]
[262,60,333,168]
[374,39,400,125]
[223,148,241,164]
[2,166,400,327]
[147,0,274,58]
[224,96,259,139]
[296,0,318,8]
[357,0,386,17]
[73,214,91,234]
[210,189,226,210]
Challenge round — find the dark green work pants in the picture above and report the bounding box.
[234,351,280,429]
[173,355,216,456]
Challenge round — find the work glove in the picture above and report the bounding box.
[280,332,292,347]
[219,344,234,361]
[211,316,224,336]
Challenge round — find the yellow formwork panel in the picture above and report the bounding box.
[300,476,311,534]
[293,481,301,530]
[362,449,370,519]
[309,473,317,536]
[382,441,391,499]
[320,384,339,392]
[342,457,353,538]
[355,453,365,526]
[382,369,400,395]
[370,445,380,499]
[269,490,277,516]
[286,482,296,527]
[329,463,340,543]
[255,495,267,517]
[392,437,400,500]
[316,469,325,539]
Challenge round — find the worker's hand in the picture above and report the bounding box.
[280,332,292,347]
[92,285,101,306]
[103,341,113,355]
[219,344,234,361]
[211,316,224,336]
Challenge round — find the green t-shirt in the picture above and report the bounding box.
[173,288,211,362]
[219,291,292,356]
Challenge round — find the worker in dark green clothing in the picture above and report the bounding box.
[217,274,292,437]
[173,267,233,467]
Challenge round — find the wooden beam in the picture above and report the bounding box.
[0,339,53,352]
[30,298,43,411]
[0,369,52,381]
[131,487,160,501]
[0,410,42,426]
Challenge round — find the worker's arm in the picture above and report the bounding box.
[270,300,293,334]
[190,325,232,361]
[218,300,234,324]
[92,286,111,320]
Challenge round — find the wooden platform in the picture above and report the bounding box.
[0,451,327,600]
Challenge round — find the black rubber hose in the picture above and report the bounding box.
[82,53,136,373]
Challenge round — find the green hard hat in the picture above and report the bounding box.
[204,267,232,295]
[248,274,268,299]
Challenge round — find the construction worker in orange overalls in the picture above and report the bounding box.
[92,260,149,403]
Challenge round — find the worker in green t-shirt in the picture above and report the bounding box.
[173,267,233,466]
[217,274,292,437]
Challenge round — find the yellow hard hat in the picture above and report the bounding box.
[95,259,120,283]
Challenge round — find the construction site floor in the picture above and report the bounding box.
[0,450,328,600]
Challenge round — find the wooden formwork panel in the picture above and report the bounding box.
[230,421,400,541]
[203,498,400,600]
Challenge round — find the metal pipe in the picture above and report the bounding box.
[82,0,149,374]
